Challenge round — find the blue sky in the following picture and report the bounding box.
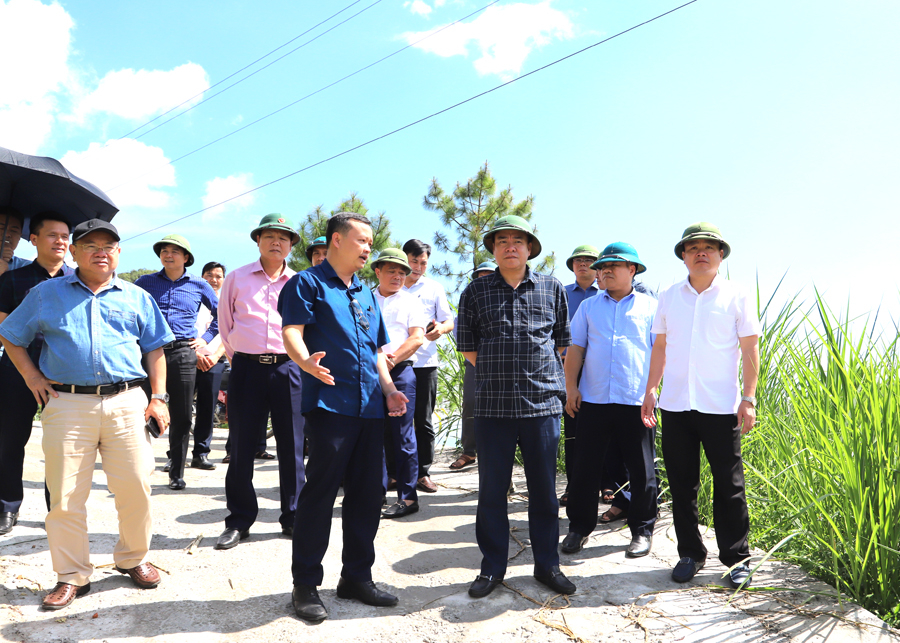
[2,0,898,328]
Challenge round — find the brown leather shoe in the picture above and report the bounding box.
[42,582,91,610]
[417,476,438,493]
[115,562,161,589]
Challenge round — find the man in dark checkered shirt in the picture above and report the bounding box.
[456,215,576,598]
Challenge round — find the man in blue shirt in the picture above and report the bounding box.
[0,212,73,536]
[279,212,408,623]
[0,218,173,610]
[136,234,219,489]
[559,244,600,506]
[560,242,659,559]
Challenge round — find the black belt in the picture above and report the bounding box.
[235,352,290,365]
[162,339,194,350]
[394,360,413,369]
[51,378,146,396]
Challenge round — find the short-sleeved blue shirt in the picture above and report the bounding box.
[0,272,174,386]
[278,259,389,419]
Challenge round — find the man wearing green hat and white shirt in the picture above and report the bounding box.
[560,242,659,559]
[558,244,600,505]
[641,222,760,588]
[457,215,575,598]
[372,248,428,518]
[214,214,306,550]
[136,234,219,489]
[305,236,328,267]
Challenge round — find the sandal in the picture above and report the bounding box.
[449,454,476,470]
[602,488,615,504]
[598,507,628,523]
[558,493,569,507]
[255,451,276,460]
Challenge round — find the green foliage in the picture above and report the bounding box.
[425,161,556,294]
[118,267,155,283]
[287,192,398,287]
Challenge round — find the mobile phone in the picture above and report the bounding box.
[146,416,162,439]
[426,321,436,333]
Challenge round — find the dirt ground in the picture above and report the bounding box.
[1,422,897,643]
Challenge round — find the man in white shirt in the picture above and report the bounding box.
[641,222,760,589]
[402,239,453,493]
[372,249,428,518]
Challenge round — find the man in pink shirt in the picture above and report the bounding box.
[214,214,306,550]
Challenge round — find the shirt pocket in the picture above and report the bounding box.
[705,310,737,348]
[108,309,137,333]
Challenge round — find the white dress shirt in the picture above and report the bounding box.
[651,275,760,414]
[195,304,222,354]
[373,288,429,361]
[402,274,453,369]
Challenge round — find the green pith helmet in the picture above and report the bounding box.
[473,261,497,276]
[250,213,300,246]
[674,221,731,260]
[153,234,194,267]
[372,248,411,274]
[482,215,542,260]
[566,244,600,272]
[305,235,327,262]
[591,241,647,275]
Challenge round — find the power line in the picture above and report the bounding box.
[114,0,382,143]
[123,0,699,243]
[104,0,501,194]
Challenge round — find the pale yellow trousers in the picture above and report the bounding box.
[41,388,154,586]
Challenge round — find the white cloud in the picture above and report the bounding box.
[0,0,75,153]
[402,1,574,79]
[61,139,176,209]
[201,174,255,221]
[405,0,432,16]
[71,63,210,123]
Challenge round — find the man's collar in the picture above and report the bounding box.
[569,280,599,293]
[69,270,122,293]
[157,268,188,282]
[681,272,721,295]
[600,288,635,303]
[319,258,361,291]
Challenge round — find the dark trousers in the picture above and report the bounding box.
[0,357,48,513]
[661,410,750,567]
[474,415,561,577]
[459,360,476,457]
[412,366,438,477]
[225,355,305,531]
[142,345,196,480]
[292,409,384,586]
[562,410,578,493]
[193,358,226,458]
[567,403,657,538]
[383,363,418,502]
[601,442,632,511]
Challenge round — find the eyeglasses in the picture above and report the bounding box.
[572,257,595,265]
[77,243,119,254]
[349,297,370,332]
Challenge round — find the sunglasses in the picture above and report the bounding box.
[349,297,370,332]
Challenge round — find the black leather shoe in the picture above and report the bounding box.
[190,454,216,470]
[672,557,705,583]
[468,574,504,598]
[215,528,249,550]
[382,501,419,519]
[282,527,293,537]
[162,459,172,473]
[626,534,652,558]
[0,511,18,535]
[534,566,576,594]
[560,531,588,554]
[336,577,398,606]
[292,584,328,623]
[168,478,186,490]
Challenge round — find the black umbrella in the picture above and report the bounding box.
[0,146,118,238]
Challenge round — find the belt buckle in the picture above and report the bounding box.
[95,385,103,395]
[259,354,274,364]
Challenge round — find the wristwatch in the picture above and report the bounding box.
[740,395,756,407]
[151,393,170,403]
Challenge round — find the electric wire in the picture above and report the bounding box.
[123,0,699,242]
[104,0,500,194]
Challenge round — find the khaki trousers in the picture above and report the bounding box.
[41,388,154,586]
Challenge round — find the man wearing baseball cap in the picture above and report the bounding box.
[457,215,575,598]
[560,242,659,559]
[136,234,219,488]
[558,244,600,506]
[372,249,428,518]
[0,218,173,608]
[214,214,306,550]
[641,222,760,588]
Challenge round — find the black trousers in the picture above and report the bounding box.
[193,358,225,458]
[412,366,438,477]
[459,360,476,457]
[292,409,384,586]
[562,410,578,493]
[142,345,196,480]
[661,410,750,567]
[567,403,658,538]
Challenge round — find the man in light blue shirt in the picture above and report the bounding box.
[560,242,659,559]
